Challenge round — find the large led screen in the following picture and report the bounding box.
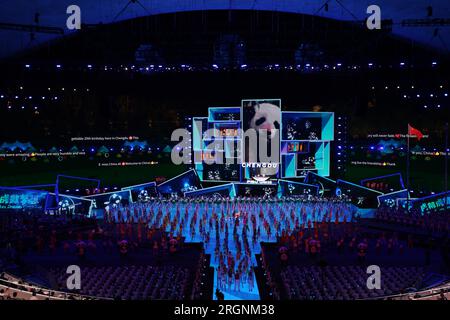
[0,187,48,212]
[242,99,281,180]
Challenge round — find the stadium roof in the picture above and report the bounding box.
[0,0,449,58]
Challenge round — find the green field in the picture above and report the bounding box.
[0,156,448,192]
[0,159,187,187]
[344,157,448,193]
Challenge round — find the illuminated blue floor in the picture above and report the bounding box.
[108,200,354,300]
[150,201,353,300]
[181,204,265,300]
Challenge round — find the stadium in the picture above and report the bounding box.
[0,0,449,305]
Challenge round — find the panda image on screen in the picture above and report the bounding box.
[105,193,122,211]
[282,116,322,140]
[242,99,281,180]
[138,189,150,202]
[58,198,75,215]
[247,102,280,139]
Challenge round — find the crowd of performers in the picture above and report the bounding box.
[4,196,447,298]
[103,197,357,294]
[375,207,450,233]
[273,219,413,266]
